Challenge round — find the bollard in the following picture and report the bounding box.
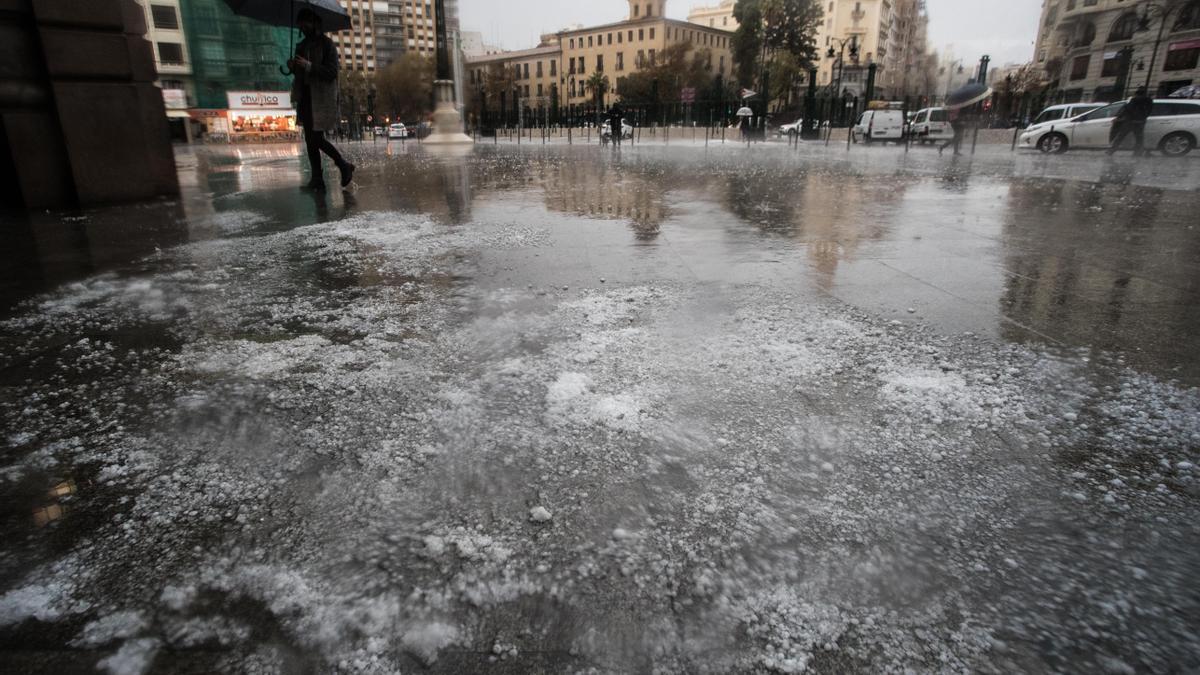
[971,126,979,155]
[1011,127,1020,152]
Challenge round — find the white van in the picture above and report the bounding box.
[910,107,953,143]
[852,110,906,143]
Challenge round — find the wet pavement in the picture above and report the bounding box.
[1,140,1199,673]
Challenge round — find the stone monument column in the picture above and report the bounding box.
[424,0,472,145]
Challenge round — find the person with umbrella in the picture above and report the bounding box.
[939,82,991,157]
[1107,86,1154,157]
[288,8,354,191]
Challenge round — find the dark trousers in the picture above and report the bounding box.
[940,123,965,154]
[303,127,346,182]
[1108,121,1146,155]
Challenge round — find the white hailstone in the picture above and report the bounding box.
[529,506,553,523]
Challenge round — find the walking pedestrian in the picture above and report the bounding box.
[607,103,625,147]
[289,8,354,191]
[939,107,966,156]
[1107,86,1154,156]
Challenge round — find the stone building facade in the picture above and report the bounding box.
[1035,0,1200,102]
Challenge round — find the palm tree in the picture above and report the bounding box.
[586,70,610,120]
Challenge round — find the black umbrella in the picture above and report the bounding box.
[222,0,351,73]
[945,82,993,111]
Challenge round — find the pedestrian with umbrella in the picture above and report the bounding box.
[737,106,754,142]
[222,1,354,190]
[1107,86,1154,157]
[940,82,992,156]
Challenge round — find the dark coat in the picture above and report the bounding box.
[292,34,340,132]
[1121,94,1154,124]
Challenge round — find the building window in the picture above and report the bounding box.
[1164,43,1200,70]
[157,42,184,64]
[618,32,623,44]
[1108,13,1139,43]
[628,30,634,42]
[588,36,593,47]
[523,63,529,78]
[1070,54,1090,80]
[150,4,178,30]
[550,60,557,76]
[608,33,613,45]
[1175,2,1200,31]
[650,28,655,40]
[537,84,543,96]
[633,4,639,17]
[1100,53,1124,77]
[1073,22,1095,47]
[639,29,644,41]
[617,52,624,70]
[649,49,656,65]
[536,61,543,77]
[597,54,604,72]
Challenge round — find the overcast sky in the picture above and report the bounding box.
[457,0,1043,66]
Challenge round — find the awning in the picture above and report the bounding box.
[167,110,191,118]
[228,109,295,116]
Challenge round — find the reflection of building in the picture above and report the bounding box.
[538,159,671,239]
[465,1,735,111]
[1000,178,1200,383]
[135,0,198,142]
[1036,0,1200,102]
[178,0,297,140]
[687,0,739,31]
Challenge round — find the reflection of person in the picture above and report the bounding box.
[1107,86,1154,157]
[939,107,966,156]
[289,8,354,191]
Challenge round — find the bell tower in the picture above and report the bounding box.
[628,1,667,20]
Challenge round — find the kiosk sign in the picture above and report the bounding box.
[227,91,292,110]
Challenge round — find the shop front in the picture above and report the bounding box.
[190,91,298,142]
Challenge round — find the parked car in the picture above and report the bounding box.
[909,107,954,143]
[387,123,408,139]
[851,110,906,143]
[373,126,385,136]
[1016,103,1106,151]
[1019,99,1200,156]
[600,119,634,144]
[776,120,803,136]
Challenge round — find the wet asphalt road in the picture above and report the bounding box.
[0,140,1198,673]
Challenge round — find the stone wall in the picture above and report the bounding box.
[0,0,178,209]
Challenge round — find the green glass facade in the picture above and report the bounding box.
[179,0,295,109]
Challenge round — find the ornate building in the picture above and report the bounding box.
[466,1,736,113]
[1035,0,1200,102]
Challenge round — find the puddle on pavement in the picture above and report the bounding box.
[1,144,1199,672]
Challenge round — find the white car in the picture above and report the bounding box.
[851,110,906,143]
[1015,103,1108,152]
[387,123,408,139]
[777,120,803,136]
[1019,99,1200,156]
[909,107,954,143]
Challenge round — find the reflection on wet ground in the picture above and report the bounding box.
[0,142,1198,673]
[6,142,1198,383]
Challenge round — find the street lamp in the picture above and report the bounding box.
[826,36,859,126]
[1135,1,1178,93]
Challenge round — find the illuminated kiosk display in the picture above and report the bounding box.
[425,0,473,145]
